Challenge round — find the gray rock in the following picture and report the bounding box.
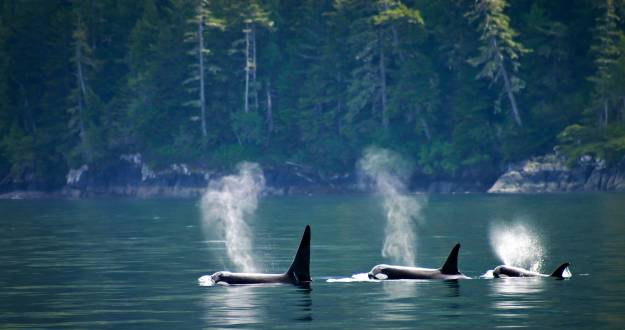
[489,154,625,193]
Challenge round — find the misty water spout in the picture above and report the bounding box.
[489,222,544,272]
[200,162,265,272]
[358,147,424,266]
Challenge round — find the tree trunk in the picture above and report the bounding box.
[18,84,36,133]
[198,14,207,137]
[336,72,343,134]
[603,99,609,128]
[415,105,431,141]
[378,29,388,130]
[383,2,404,62]
[89,0,98,50]
[75,42,86,139]
[265,79,273,133]
[493,38,523,127]
[251,24,259,111]
[244,23,250,113]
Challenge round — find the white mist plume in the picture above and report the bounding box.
[200,162,265,272]
[489,221,544,272]
[358,147,424,266]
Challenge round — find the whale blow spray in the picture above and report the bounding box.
[200,162,265,272]
[358,147,424,266]
[489,221,544,273]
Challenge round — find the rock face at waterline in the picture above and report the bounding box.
[488,154,625,193]
[4,152,625,198]
[61,154,356,198]
[62,154,208,198]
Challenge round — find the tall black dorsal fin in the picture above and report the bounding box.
[550,262,570,278]
[286,225,311,283]
[440,243,461,275]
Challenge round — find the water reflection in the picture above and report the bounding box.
[380,281,418,322]
[202,285,263,327]
[377,280,462,322]
[443,280,460,298]
[382,280,417,299]
[201,284,313,327]
[294,284,313,322]
[492,277,545,296]
[489,278,547,327]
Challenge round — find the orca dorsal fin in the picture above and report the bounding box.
[286,225,311,283]
[550,262,570,278]
[440,243,461,274]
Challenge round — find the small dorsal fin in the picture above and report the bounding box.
[286,225,311,283]
[440,243,461,275]
[550,262,570,278]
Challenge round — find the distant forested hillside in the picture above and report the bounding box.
[1,0,625,189]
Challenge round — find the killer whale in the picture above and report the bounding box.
[368,243,470,280]
[200,225,311,285]
[492,262,570,279]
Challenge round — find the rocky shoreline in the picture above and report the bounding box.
[2,153,625,199]
[488,154,625,193]
[0,154,360,199]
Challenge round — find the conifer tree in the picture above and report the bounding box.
[588,0,624,128]
[185,0,223,138]
[467,0,529,127]
[226,0,273,146]
[0,14,9,138]
[0,13,10,179]
[339,0,422,133]
[125,0,160,145]
[67,14,100,163]
[238,1,273,114]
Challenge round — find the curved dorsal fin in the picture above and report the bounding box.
[286,225,311,283]
[550,262,570,278]
[440,243,461,275]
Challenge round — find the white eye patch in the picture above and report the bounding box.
[374,273,388,280]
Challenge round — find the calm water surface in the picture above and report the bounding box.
[1,194,625,329]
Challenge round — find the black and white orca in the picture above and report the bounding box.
[200,225,311,285]
[368,244,470,280]
[492,262,570,279]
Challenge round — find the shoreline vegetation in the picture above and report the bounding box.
[2,1,625,197]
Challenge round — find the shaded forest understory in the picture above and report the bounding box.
[1,0,625,193]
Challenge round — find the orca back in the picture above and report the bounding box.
[440,243,461,275]
[286,225,311,283]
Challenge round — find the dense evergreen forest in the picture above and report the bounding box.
[1,0,625,190]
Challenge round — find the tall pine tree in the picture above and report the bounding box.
[467,0,529,127]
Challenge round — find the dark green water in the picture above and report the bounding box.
[2,194,625,329]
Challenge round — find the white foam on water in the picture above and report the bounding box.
[481,269,495,279]
[358,147,425,266]
[200,162,265,273]
[198,275,215,286]
[326,273,377,283]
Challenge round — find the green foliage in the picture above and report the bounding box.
[231,111,263,146]
[466,0,529,127]
[466,0,530,79]
[1,124,36,181]
[209,143,261,169]
[373,1,423,26]
[418,140,459,175]
[558,124,625,166]
[1,0,625,190]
